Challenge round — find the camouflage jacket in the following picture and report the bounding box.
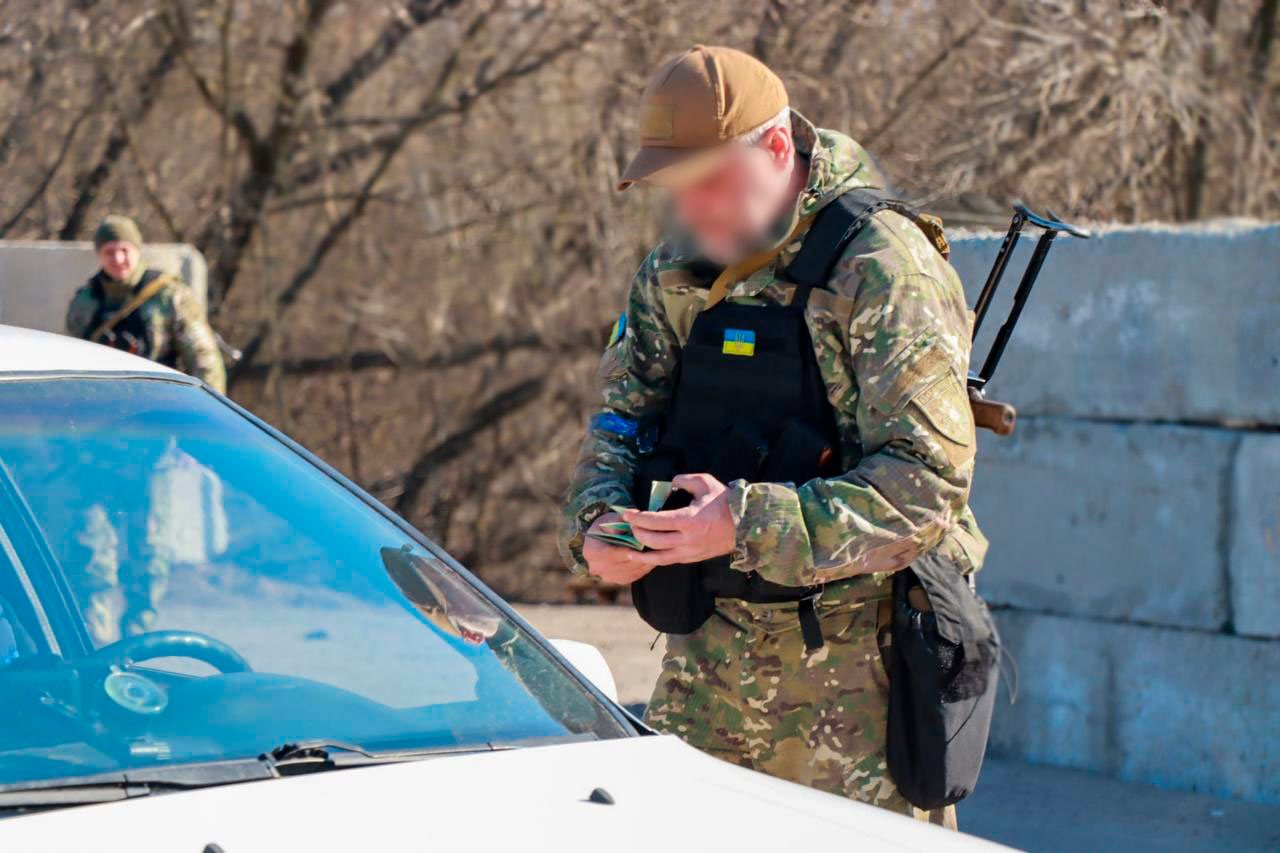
[560,113,987,602]
[67,267,227,393]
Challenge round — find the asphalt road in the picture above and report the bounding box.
[518,603,1280,853]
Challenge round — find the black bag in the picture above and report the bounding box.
[886,551,1000,810]
[629,455,718,633]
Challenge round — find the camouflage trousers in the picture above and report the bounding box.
[644,590,956,828]
[76,503,170,645]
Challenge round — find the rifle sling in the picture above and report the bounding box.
[89,273,174,343]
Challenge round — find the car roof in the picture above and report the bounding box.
[0,324,187,379]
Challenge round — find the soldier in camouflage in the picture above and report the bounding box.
[559,47,985,826]
[66,215,226,393]
[65,216,226,642]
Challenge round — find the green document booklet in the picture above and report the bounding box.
[586,481,673,551]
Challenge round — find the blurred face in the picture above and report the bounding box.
[663,125,797,265]
[97,241,141,282]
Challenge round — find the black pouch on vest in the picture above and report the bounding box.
[630,423,773,633]
[886,550,1000,810]
[629,452,717,634]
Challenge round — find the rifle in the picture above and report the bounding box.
[968,202,1091,436]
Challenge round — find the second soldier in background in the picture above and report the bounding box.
[66,214,225,393]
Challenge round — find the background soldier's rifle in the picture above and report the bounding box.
[968,202,1091,436]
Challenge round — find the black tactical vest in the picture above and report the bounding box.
[629,190,1002,810]
[87,269,173,365]
[630,189,937,643]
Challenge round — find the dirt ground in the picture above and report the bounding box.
[517,603,664,708]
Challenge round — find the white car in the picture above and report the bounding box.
[0,326,1003,851]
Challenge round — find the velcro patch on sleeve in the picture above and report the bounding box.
[914,373,972,444]
[589,412,639,439]
[607,312,627,347]
[912,372,976,467]
[865,332,952,414]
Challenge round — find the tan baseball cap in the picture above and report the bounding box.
[617,45,789,191]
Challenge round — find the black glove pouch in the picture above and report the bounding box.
[628,448,716,634]
[628,424,769,635]
[629,485,718,634]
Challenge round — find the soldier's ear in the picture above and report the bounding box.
[760,124,793,168]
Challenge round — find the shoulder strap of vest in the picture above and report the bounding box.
[88,270,175,343]
[781,188,950,291]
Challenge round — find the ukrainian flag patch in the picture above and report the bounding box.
[607,312,626,347]
[722,328,756,356]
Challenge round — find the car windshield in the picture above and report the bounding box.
[0,377,626,787]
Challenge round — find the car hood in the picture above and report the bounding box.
[0,735,1008,852]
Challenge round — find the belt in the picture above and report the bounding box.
[712,587,827,653]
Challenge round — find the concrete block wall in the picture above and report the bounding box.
[1231,437,1280,638]
[0,241,208,333]
[988,610,1280,803]
[954,220,1280,425]
[947,219,1280,803]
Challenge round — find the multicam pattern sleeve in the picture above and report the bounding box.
[558,249,682,574]
[166,283,227,394]
[725,213,978,587]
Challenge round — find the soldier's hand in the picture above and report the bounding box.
[625,473,736,565]
[583,513,655,585]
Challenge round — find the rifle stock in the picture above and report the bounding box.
[969,387,1016,436]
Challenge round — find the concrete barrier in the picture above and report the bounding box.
[989,609,1280,803]
[1230,435,1280,639]
[949,218,1280,804]
[951,220,1280,426]
[0,241,207,333]
[970,417,1236,631]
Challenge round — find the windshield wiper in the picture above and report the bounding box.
[0,759,274,811]
[265,739,511,773]
[0,741,504,811]
[267,733,598,769]
[0,736,579,812]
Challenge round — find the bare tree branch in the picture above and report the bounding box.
[863,14,987,149]
[319,0,463,119]
[226,15,595,381]
[283,19,595,193]
[192,0,337,306]
[1253,0,1278,79]
[751,0,790,64]
[393,377,546,515]
[159,0,261,150]
[57,37,179,240]
[0,104,94,237]
[0,37,53,170]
